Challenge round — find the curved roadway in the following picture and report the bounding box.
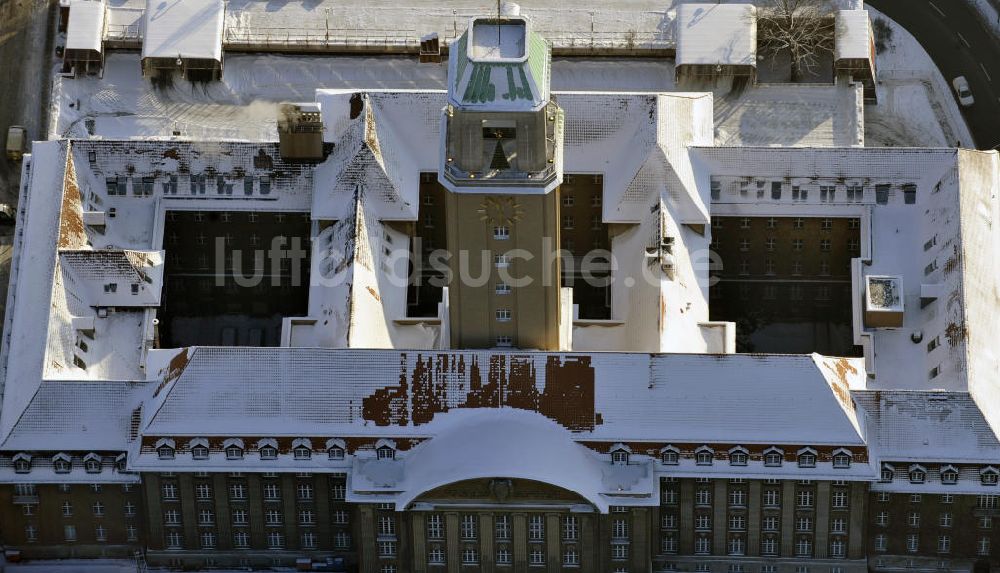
[866,0,1000,150]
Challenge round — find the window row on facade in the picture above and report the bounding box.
[11,452,127,474]
[659,535,850,558]
[712,217,861,230]
[880,462,999,486]
[655,445,857,468]
[153,437,397,461]
[710,180,917,205]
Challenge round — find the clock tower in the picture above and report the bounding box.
[438,12,565,350]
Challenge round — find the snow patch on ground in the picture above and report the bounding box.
[865,6,973,148]
[967,0,1000,37]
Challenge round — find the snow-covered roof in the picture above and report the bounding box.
[66,0,106,53]
[853,391,1000,464]
[559,92,714,223]
[2,381,143,451]
[351,408,656,512]
[59,249,164,307]
[835,10,872,61]
[0,142,69,442]
[676,3,756,68]
[448,16,551,112]
[142,348,866,447]
[141,0,224,62]
[701,147,1000,429]
[313,92,420,221]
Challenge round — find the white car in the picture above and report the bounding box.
[952,76,974,107]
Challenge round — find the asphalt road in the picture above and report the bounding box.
[0,0,58,206]
[866,0,1000,150]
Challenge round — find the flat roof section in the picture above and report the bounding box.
[676,3,757,67]
[141,0,224,61]
[66,0,106,52]
[471,19,527,61]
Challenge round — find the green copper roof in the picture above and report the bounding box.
[448,17,551,112]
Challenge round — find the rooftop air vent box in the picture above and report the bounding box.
[864,275,904,328]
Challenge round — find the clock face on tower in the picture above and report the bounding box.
[477,196,524,226]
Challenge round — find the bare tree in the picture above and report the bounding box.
[755,0,837,82]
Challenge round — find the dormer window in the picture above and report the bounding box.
[940,465,959,485]
[909,465,927,484]
[880,463,894,482]
[155,438,176,460]
[83,453,102,474]
[375,439,397,461]
[292,438,312,460]
[832,449,852,469]
[660,446,679,465]
[258,439,278,461]
[53,453,72,474]
[610,444,631,465]
[326,438,346,461]
[763,447,783,467]
[104,283,117,293]
[224,439,244,460]
[115,454,127,472]
[981,466,999,486]
[13,453,31,474]
[797,448,817,468]
[728,447,748,466]
[695,447,714,466]
[189,438,209,460]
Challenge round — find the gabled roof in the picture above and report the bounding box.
[60,249,158,283]
[312,94,416,221]
[142,348,867,447]
[2,380,144,451]
[853,390,1000,463]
